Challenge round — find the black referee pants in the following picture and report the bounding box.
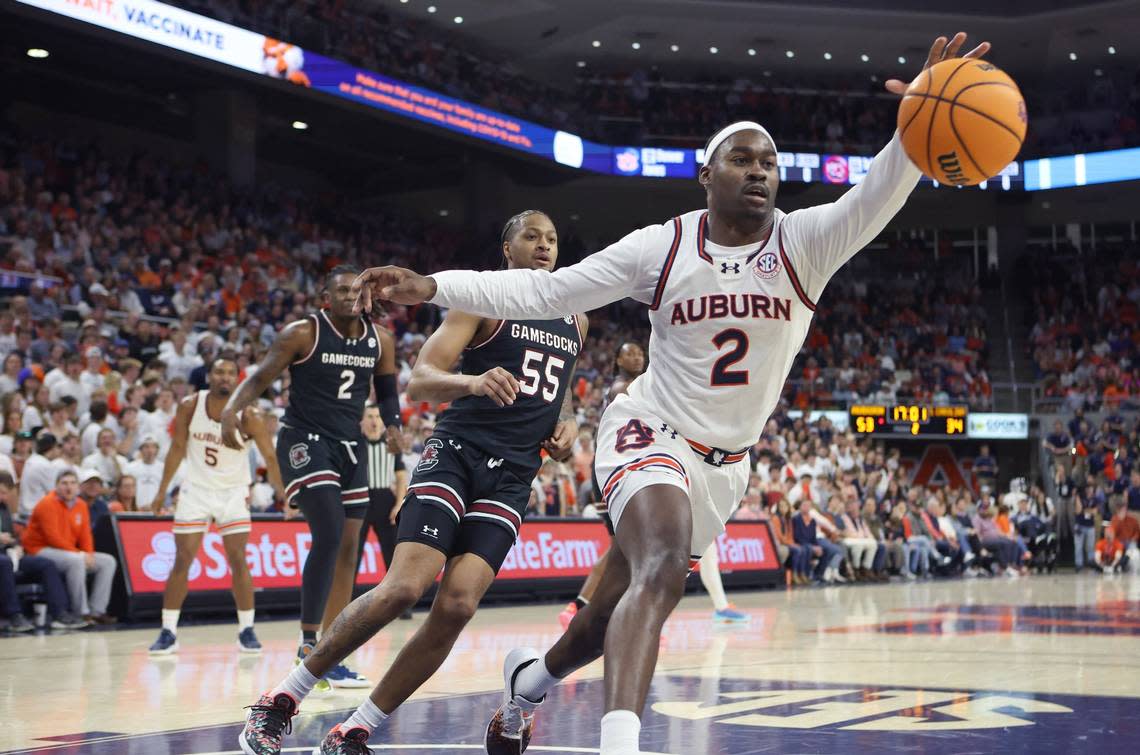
[356,488,398,575]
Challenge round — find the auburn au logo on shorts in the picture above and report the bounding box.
[288,443,310,469]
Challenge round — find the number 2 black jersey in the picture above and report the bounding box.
[433,316,582,474]
[282,310,379,441]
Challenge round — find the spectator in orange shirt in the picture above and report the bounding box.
[1095,526,1125,573]
[1110,498,1140,546]
[21,469,118,623]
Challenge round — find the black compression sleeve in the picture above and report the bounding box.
[374,373,401,427]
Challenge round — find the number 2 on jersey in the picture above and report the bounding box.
[711,328,749,386]
[337,369,355,399]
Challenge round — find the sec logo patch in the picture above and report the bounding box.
[753,251,780,280]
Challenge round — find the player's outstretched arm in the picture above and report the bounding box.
[220,320,312,449]
[783,32,990,296]
[353,226,657,320]
[151,396,194,514]
[407,310,521,407]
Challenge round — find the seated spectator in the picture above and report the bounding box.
[1014,495,1057,572]
[0,472,86,631]
[1094,526,1126,573]
[108,474,139,514]
[1110,498,1140,548]
[867,499,911,579]
[18,432,62,519]
[21,469,117,623]
[769,497,810,585]
[81,428,127,487]
[836,496,883,582]
[972,501,1022,576]
[793,500,843,584]
[78,469,114,532]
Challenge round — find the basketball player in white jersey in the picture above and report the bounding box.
[354,33,988,755]
[147,358,284,654]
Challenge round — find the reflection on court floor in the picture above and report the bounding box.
[7,676,1140,754]
[3,576,1139,754]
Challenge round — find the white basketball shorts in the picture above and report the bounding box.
[173,483,252,536]
[593,393,749,561]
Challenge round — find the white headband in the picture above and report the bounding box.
[702,121,778,167]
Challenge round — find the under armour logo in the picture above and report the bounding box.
[422,525,439,538]
[307,433,320,442]
[659,423,678,440]
[448,440,463,451]
[720,262,741,275]
[487,458,504,469]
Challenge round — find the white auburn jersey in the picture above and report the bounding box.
[184,391,251,490]
[430,134,921,450]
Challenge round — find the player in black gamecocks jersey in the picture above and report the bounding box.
[238,211,586,755]
[222,265,401,697]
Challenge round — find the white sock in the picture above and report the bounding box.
[342,697,388,734]
[514,656,561,702]
[237,609,255,630]
[599,710,640,755]
[699,544,729,611]
[272,661,320,702]
[161,609,180,633]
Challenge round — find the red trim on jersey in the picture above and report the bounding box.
[684,437,749,464]
[286,471,340,497]
[320,309,346,339]
[603,453,689,501]
[571,314,585,348]
[649,216,684,312]
[293,314,321,365]
[778,226,816,312]
[466,499,523,530]
[411,482,465,519]
[696,211,713,263]
[466,319,506,350]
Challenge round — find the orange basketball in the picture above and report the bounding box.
[897,57,1027,186]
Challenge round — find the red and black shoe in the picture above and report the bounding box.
[238,692,297,755]
[484,648,544,755]
[313,724,372,754]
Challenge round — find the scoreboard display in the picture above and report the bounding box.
[849,405,968,438]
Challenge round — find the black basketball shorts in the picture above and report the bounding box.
[396,435,532,572]
[278,425,369,511]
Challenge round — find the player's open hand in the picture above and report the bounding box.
[384,424,403,454]
[351,266,438,313]
[885,32,990,95]
[543,419,577,462]
[149,495,165,516]
[470,366,519,407]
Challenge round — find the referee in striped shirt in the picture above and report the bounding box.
[357,403,409,615]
